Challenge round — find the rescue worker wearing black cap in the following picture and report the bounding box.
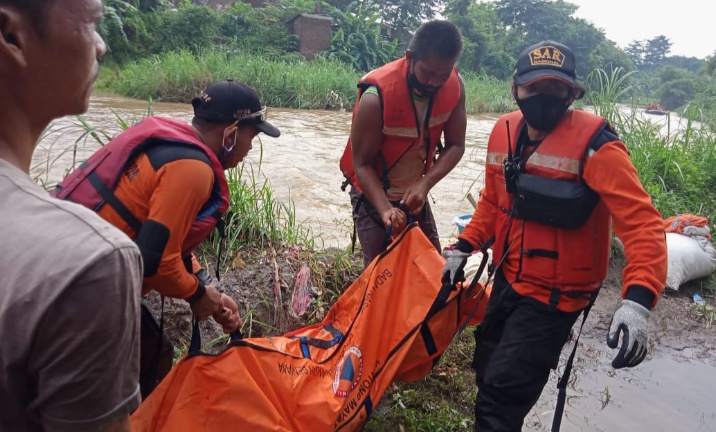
[442,41,667,431]
[52,79,281,397]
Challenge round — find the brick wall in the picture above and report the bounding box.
[291,14,332,60]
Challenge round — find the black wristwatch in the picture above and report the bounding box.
[185,280,207,304]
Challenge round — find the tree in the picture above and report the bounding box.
[444,0,513,77]
[662,55,704,74]
[626,35,672,71]
[644,35,671,69]
[625,40,646,69]
[494,0,618,81]
[495,0,578,43]
[324,2,400,71]
[137,0,167,12]
[375,0,444,33]
[588,39,634,76]
[659,78,694,110]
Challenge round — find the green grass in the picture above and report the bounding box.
[461,71,513,114]
[591,66,716,299]
[589,67,716,222]
[199,160,316,272]
[364,330,477,431]
[99,47,516,114]
[102,49,360,109]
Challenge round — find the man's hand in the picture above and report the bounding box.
[441,249,470,286]
[213,294,242,334]
[188,283,224,320]
[380,206,407,234]
[400,182,429,215]
[607,299,650,369]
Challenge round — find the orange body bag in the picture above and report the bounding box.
[131,224,489,431]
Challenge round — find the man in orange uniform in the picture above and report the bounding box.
[442,41,667,431]
[340,20,467,267]
[53,80,280,396]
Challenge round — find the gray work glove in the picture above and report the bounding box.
[441,250,471,287]
[606,299,650,369]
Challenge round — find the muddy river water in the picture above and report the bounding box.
[33,93,494,248]
[33,94,716,431]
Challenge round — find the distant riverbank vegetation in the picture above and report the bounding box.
[97,49,514,113]
[99,0,716,128]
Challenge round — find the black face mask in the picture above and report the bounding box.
[408,72,436,97]
[515,93,570,132]
[408,60,442,97]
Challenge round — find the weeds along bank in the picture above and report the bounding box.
[589,68,716,224]
[96,49,514,114]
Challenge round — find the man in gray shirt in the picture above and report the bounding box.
[0,0,143,431]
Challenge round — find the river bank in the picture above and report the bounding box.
[38,91,716,430]
[96,50,515,114]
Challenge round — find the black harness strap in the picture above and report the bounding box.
[521,249,559,259]
[457,246,492,333]
[551,287,600,432]
[88,171,143,232]
[213,211,226,282]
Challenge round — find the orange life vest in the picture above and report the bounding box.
[339,57,460,192]
[487,110,611,303]
[52,117,229,258]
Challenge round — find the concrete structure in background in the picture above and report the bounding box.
[167,1,332,59]
[290,14,333,60]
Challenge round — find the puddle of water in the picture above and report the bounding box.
[528,339,716,432]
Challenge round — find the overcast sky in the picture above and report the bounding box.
[567,0,715,59]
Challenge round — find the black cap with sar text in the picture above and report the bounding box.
[513,41,585,98]
[192,80,280,137]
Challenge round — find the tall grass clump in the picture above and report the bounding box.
[202,159,315,270]
[105,48,361,110]
[589,67,716,221]
[461,71,513,114]
[102,47,515,114]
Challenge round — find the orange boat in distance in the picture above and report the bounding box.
[645,102,667,115]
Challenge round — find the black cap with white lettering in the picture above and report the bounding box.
[513,41,584,98]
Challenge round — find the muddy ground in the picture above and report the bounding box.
[146,250,716,431]
[145,245,364,353]
[525,257,716,432]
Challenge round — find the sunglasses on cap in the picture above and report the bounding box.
[235,106,268,124]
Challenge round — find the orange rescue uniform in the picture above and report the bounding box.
[98,153,215,299]
[459,110,667,312]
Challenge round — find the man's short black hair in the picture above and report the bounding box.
[0,0,53,31]
[408,20,464,62]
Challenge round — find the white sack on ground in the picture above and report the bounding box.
[664,232,716,290]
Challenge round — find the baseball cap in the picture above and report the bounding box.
[192,80,281,137]
[513,41,585,98]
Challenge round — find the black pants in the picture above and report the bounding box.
[139,301,173,400]
[472,272,582,432]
